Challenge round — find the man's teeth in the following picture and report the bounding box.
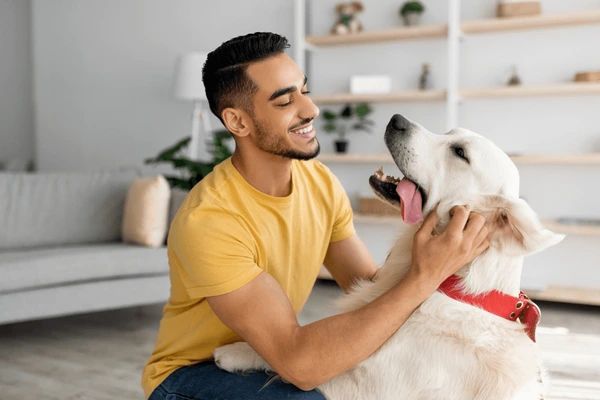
[291,124,313,134]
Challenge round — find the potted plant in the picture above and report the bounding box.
[322,103,374,154]
[399,1,425,26]
[144,129,233,190]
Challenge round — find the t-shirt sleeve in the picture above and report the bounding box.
[169,205,263,299]
[329,172,356,243]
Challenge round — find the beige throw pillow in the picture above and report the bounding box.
[121,175,171,247]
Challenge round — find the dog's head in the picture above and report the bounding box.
[370,114,564,256]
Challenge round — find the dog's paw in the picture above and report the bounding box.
[214,341,271,373]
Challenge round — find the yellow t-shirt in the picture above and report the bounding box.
[141,157,355,398]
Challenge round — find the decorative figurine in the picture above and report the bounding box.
[419,63,430,90]
[331,1,364,35]
[507,65,522,86]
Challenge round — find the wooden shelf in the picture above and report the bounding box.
[311,83,600,104]
[319,153,600,165]
[524,286,600,306]
[461,82,600,99]
[544,220,600,236]
[354,213,600,236]
[510,153,600,165]
[305,11,600,48]
[311,90,445,104]
[462,10,600,35]
[305,24,447,46]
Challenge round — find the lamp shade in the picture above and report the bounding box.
[174,52,207,101]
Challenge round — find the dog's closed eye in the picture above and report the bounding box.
[451,145,470,164]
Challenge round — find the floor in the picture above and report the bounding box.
[1,280,599,400]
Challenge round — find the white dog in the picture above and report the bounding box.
[213,114,564,400]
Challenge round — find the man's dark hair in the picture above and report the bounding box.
[202,32,290,125]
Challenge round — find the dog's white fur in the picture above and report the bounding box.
[213,118,564,399]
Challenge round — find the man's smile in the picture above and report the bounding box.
[290,123,316,140]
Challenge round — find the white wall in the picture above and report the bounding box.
[0,0,34,170]
[32,0,294,172]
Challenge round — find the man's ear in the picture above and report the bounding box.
[222,107,250,139]
[473,195,565,256]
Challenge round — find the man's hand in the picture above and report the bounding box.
[408,205,489,292]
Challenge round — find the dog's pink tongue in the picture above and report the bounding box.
[396,178,423,224]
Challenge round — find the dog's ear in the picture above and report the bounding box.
[474,195,565,256]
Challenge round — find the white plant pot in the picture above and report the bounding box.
[402,12,422,26]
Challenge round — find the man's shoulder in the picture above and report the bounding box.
[170,192,244,243]
[182,159,236,206]
[172,159,241,223]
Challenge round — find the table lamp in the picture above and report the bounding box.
[173,52,212,160]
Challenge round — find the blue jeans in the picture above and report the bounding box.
[149,360,326,400]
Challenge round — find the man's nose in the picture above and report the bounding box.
[299,93,319,120]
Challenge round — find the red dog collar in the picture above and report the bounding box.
[438,275,541,342]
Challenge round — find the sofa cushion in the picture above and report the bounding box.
[0,243,168,294]
[122,176,171,248]
[0,169,138,250]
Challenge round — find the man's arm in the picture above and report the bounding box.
[207,206,489,390]
[323,234,378,292]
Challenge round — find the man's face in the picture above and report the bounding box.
[244,53,320,160]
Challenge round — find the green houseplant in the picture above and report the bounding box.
[144,130,233,190]
[399,1,425,26]
[322,103,374,153]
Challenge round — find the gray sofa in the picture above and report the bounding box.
[0,169,176,325]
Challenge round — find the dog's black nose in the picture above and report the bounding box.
[388,114,411,133]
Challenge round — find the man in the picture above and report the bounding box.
[142,32,489,399]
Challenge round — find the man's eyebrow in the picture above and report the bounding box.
[268,76,308,101]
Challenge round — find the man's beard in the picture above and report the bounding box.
[253,118,320,161]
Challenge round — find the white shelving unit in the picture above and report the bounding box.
[296,4,600,127]
[294,1,600,305]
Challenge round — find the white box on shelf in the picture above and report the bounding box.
[350,75,392,94]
